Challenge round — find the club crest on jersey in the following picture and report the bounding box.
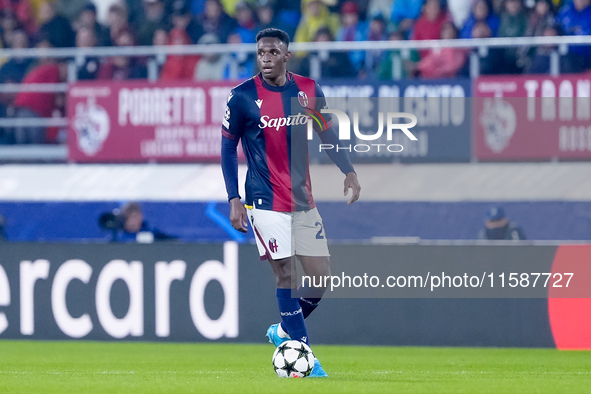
[269,238,278,253]
[298,91,308,108]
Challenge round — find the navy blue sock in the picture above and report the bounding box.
[276,288,309,344]
[279,286,324,335]
[299,296,321,319]
[298,284,325,319]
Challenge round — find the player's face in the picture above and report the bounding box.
[256,37,290,81]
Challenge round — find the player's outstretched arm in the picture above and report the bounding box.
[229,197,248,233]
[344,172,361,204]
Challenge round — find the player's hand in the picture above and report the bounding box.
[344,172,361,205]
[229,198,248,233]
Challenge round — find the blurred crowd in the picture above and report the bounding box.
[0,0,590,143]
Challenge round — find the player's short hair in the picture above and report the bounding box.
[256,28,290,48]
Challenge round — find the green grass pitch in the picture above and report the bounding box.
[1,341,590,393]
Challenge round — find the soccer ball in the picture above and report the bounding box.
[272,340,315,378]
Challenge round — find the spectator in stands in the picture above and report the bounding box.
[0,0,36,36]
[160,28,200,80]
[105,201,175,243]
[171,1,203,44]
[256,0,279,31]
[13,54,67,144]
[297,26,356,78]
[194,33,226,80]
[295,0,339,44]
[336,1,367,73]
[234,1,258,43]
[190,0,208,17]
[448,0,472,30]
[55,0,88,23]
[197,0,237,43]
[37,1,75,47]
[0,9,23,49]
[0,30,33,84]
[106,3,130,47]
[114,201,151,242]
[363,13,388,78]
[498,0,527,73]
[460,0,500,38]
[97,29,148,80]
[368,0,393,23]
[478,205,526,240]
[459,21,503,75]
[474,21,503,73]
[525,0,555,37]
[273,1,301,40]
[73,3,110,47]
[418,22,467,78]
[368,13,388,40]
[136,0,168,46]
[218,0,243,17]
[28,0,46,22]
[557,0,591,71]
[517,0,555,69]
[0,29,33,144]
[412,0,449,59]
[390,0,423,35]
[152,27,167,76]
[75,26,100,80]
[526,25,576,73]
[377,29,420,79]
[125,0,145,28]
[222,32,256,79]
[153,27,168,45]
[337,1,366,41]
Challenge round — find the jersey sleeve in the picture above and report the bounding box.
[221,90,244,202]
[313,82,355,175]
[221,90,245,140]
[313,82,333,133]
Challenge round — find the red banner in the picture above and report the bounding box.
[67,80,241,162]
[474,74,591,161]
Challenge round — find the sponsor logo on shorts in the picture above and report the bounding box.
[269,238,278,253]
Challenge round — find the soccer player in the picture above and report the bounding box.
[221,28,360,377]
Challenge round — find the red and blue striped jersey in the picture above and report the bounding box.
[221,72,326,212]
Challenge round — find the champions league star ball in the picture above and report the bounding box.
[272,340,315,378]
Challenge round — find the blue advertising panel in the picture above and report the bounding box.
[313,78,472,163]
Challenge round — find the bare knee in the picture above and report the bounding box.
[300,256,331,278]
[270,257,292,288]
